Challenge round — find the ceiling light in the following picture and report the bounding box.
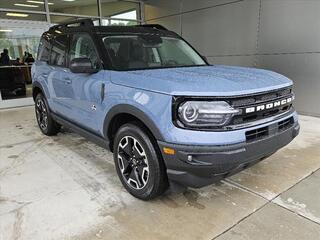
[6,13,29,17]
[62,0,76,2]
[0,29,13,32]
[14,3,39,8]
[26,1,54,5]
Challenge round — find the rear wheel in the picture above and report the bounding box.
[35,93,60,136]
[113,123,168,200]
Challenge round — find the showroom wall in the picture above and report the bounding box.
[144,0,320,117]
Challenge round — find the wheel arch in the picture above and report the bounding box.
[32,82,46,101]
[103,104,165,151]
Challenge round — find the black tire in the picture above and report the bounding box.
[35,93,60,136]
[113,123,168,200]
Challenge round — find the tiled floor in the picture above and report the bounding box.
[1,106,319,240]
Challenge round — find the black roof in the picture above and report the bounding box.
[48,18,178,37]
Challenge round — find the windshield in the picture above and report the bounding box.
[102,35,207,70]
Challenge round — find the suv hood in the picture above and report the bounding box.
[111,65,292,96]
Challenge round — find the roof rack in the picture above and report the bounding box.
[49,18,94,32]
[48,19,168,33]
[138,24,168,31]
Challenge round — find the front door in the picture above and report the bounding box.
[61,32,106,133]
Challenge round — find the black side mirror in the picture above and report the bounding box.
[70,58,98,74]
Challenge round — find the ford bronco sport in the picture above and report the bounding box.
[32,19,299,200]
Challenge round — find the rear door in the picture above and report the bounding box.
[47,34,73,116]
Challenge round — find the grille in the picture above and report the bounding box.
[245,116,294,142]
[245,126,269,142]
[231,88,292,108]
[229,87,293,125]
[278,117,294,131]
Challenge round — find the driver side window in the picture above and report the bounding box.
[69,33,99,69]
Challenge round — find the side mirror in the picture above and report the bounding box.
[70,58,98,74]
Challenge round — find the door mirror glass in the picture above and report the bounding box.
[70,58,98,74]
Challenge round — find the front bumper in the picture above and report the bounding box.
[158,120,300,188]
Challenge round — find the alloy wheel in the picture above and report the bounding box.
[117,136,149,190]
[36,98,48,131]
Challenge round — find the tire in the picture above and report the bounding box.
[113,123,168,200]
[35,93,60,136]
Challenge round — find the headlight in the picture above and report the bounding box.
[177,101,240,127]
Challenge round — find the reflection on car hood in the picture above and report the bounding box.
[110,65,293,96]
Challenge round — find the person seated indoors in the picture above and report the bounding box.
[22,51,29,63]
[0,49,10,66]
[25,53,35,64]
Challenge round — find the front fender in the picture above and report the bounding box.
[103,104,165,141]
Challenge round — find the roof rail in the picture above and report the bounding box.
[138,24,168,31]
[49,18,94,32]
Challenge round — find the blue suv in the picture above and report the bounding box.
[32,19,299,200]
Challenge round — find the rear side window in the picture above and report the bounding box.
[50,34,68,66]
[37,36,51,62]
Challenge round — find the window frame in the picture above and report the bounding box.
[49,34,69,68]
[37,35,51,62]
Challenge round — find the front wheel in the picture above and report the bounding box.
[35,93,60,136]
[113,123,168,200]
